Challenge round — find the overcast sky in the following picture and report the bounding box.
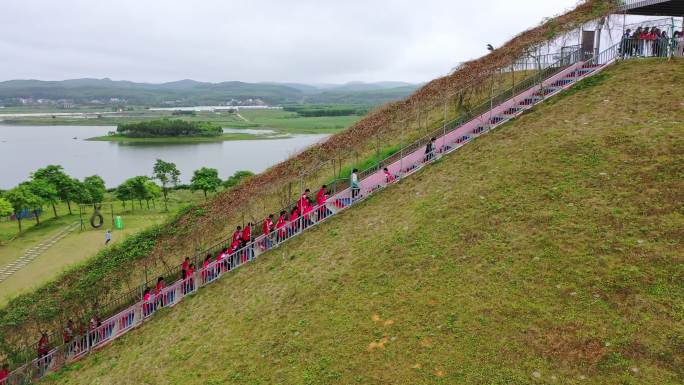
[1,0,582,84]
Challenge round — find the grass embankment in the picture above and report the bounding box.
[42,60,684,384]
[0,190,205,305]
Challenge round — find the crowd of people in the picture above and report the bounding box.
[620,27,684,58]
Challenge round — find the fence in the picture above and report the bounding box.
[4,31,680,384]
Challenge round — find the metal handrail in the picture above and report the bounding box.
[1,44,584,369]
[6,32,677,380]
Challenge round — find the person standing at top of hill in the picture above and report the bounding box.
[351,169,360,200]
[676,31,684,56]
[620,29,632,57]
[104,229,112,246]
[633,27,643,56]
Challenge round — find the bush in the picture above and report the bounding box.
[116,119,222,138]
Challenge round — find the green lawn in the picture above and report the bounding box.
[239,109,362,134]
[0,190,206,306]
[40,60,683,385]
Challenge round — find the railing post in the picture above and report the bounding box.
[489,70,494,128]
[399,117,404,175]
[442,98,447,152]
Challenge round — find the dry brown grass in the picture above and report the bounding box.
[150,0,618,263]
[1,0,622,357]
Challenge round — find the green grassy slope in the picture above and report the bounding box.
[42,59,683,385]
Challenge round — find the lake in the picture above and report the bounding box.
[0,124,328,189]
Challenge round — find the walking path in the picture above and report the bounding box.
[0,222,79,283]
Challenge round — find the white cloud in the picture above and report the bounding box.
[0,0,582,83]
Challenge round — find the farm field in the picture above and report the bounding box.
[1,107,363,137]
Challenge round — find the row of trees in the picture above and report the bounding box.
[0,161,255,232]
[0,165,106,231]
[115,160,254,211]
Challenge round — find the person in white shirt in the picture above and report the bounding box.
[350,169,360,200]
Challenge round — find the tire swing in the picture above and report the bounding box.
[90,208,104,229]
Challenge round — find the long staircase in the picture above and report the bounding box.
[2,41,635,384]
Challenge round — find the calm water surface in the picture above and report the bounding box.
[0,124,327,188]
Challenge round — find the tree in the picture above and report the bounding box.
[0,197,13,218]
[191,167,221,200]
[115,182,132,210]
[83,175,106,204]
[127,176,151,209]
[69,178,92,206]
[153,159,180,211]
[144,180,162,209]
[5,185,43,231]
[32,165,75,215]
[223,170,254,189]
[26,179,59,218]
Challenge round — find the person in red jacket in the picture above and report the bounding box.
[316,185,330,220]
[216,248,227,272]
[298,189,310,213]
[241,222,253,260]
[184,263,195,294]
[231,226,242,245]
[383,167,396,184]
[316,185,327,205]
[303,197,315,227]
[0,364,9,384]
[202,254,214,281]
[229,238,241,266]
[262,214,275,250]
[242,223,252,244]
[276,211,287,242]
[181,257,190,280]
[37,333,49,358]
[155,277,166,295]
[142,287,153,317]
[289,207,300,235]
[155,277,166,307]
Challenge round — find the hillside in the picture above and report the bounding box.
[41,60,684,385]
[0,78,416,107]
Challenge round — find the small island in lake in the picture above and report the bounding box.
[87,118,277,142]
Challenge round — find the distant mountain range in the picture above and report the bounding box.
[0,78,419,107]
